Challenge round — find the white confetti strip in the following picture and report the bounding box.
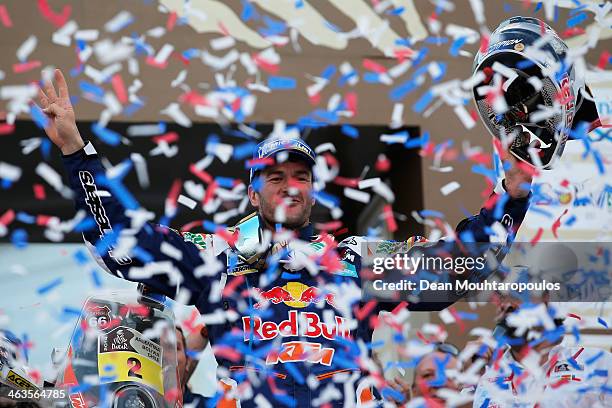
[127,123,165,137]
[0,162,22,182]
[440,181,460,196]
[16,35,37,62]
[74,29,99,42]
[161,102,192,128]
[153,43,174,65]
[210,36,236,50]
[344,187,371,203]
[453,105,476,129]
[130,153,149,188]
[160,241,184,261]
[390,103,404,128]
[104,10,134,33]
[177,194,197,210]
[380,133,408,144]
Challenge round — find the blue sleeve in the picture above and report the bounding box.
[61,141,218,307]
[455,180,530,243]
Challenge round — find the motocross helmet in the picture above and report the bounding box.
[472,16,582,169]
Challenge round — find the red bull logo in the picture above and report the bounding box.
[253,282,337,309]
[242,310,350,342]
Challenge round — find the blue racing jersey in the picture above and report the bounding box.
[61,141,530,408]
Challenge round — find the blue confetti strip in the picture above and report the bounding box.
[92,123,122,146]
[268,76,297,90]
[597,317,608,328]
[413,90,434,113]
[567,12,587,28]
[341,124,359,139]
[215,176,235,188]
[30,104,49,129]
[10,229,28,248]
[37,277,63,295]
[79,80,105,99]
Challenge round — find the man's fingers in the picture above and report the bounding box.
[55,69,70,101]
[43,103,60,117]
[42,77,58,101]
[38,88,49,108]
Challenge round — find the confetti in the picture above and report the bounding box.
[440,181,460,196]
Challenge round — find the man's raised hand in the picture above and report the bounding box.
[36,69,84,155]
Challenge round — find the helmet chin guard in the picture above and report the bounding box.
[472,16,579,169]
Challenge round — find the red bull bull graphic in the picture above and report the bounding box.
[253,282,338,309]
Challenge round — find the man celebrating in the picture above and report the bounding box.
[37,68,531,407]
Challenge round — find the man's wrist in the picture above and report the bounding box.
[60,139,86,155]
[502,178,530,199]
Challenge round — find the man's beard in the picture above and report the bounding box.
[260,199,310,230]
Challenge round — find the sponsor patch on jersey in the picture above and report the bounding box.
[6,370,37,390]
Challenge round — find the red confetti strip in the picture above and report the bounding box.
[166,11,177,31]
[597,50,611,70]
[37,0,71,28]
[189,164,213,184]
[345,92,357,115]
[539,19,546,34]
[119,304,150,317]
[551,208,568,239]
[164,387,181,404]
[179,90,209,107]
[222,274,244,297]
[203,181,218,205]
[213,345,242,362]
[309,92,321,105]
[13,61,41,74]
[231,97,241,112]
[180,220,206,232]
[561,27,586,38]
[246,157,275,170]
[383,204,397,232]
[353,299,378,321]
[111,74,128,104]
[314,221,342,231]
[217,21,231,37]
[362,58,387,73]
[152,131,179,144]
[145,56,168,69]
[530,227,544,246]
[375,154,391,172]
[393,48,414,63]
[333,176,359,187]
[448,307,466,333]
[0,123,15,135]
[33,184,45,200]
[516,160,540,178]
[479,34,490,54]
[252,55,279,74]
[392,301,408,315]
[216,226,239,247]
[36,215,55,226]
[560,179,570,188]
[567,313,581,320]
[165,178,182,210]
[469,109,478,123]
[0,5,13,27]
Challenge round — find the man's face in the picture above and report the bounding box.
[248,159,314,230]
[411,352,459,403]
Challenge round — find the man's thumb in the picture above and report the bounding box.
[43,103,60,117]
